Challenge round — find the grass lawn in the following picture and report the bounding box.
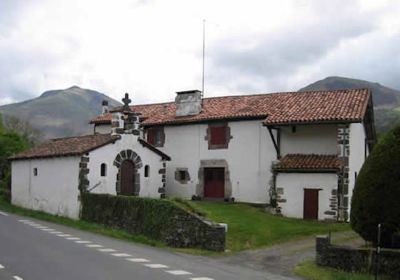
[0,195,165,248]
[294,260,381,280]
[183,201,350,252]
[0,195,350,254]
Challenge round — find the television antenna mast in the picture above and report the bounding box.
[201,19,206,100]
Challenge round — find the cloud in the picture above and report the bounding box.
[0,0,400,106]
[207,0,385,93]
[303,31,400,90]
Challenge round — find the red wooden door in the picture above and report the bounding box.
[120,160,135,195]
[303,189,319,220]
[204,168,225,198]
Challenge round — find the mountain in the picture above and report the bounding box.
[300,76,400,135]
[2,78,400,140]
[299,76,400,108]
[0,86,121,139]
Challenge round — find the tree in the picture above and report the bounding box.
[350,125,400,247]
[0,114,31,194]
[2,115,42,145]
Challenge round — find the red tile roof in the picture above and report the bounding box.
[263,89,370,125]
[9,134,118,160]
[274,154,343,171]
[90,89,371,126]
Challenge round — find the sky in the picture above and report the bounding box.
[0,0,400,105]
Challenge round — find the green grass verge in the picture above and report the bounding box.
[294,260,380,280]
[186,201,350,251]
[0,195,165,248]
[0,195,350,254]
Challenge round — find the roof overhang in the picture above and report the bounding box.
[274,168,339,173]
[264,119,363,127]
[137,138,171,161]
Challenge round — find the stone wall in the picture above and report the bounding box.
[81,193,225,251]
[337,124,350,221]
[316,235,400,279]
[165,210,226,251]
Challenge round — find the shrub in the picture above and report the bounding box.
[350,126,400,247]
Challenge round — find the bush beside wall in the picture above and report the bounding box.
[351,126,400,247]
[80,193,225,251]
[316,235,400,279]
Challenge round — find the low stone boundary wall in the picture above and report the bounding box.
[316,235,400,279]
[81,193,225,251]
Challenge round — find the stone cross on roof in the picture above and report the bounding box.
[122,93,132,112]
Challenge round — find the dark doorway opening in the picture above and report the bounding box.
[120,160,136,195]
[303,188,319,220]
[204,167,225,198]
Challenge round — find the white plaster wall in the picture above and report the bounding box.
[94,124,112,134]
[87,134,164,198]
[348,122,367,211]
[276,173,337,220]
[11,157,81,219]
[160,120,275,204]
[280,125,338,156]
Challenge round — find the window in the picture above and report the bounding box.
[33,168,38,176]
[175,168,190,184]
[144,165,150,177]
[207,123,231,149]
[146,127,165,147]
[100,163,107,177]
[178,170,186,180]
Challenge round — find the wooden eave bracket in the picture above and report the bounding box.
[267,126,280,159]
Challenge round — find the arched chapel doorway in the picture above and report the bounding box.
[113,149,142,196]
[120,160,136,195]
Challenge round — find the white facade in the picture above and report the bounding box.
[157,120,275,204]
[11,108,372,221]
[11,133,166,219]
[348,122,368,212]
[95,120,276,203]
[92,120,371,221]
[94,124,112,134]
[87,134,164,198]
[280,125,338,156]
[11,157,81,219]
[276,173,337,220]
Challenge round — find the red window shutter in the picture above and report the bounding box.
[147,127,164,147]
[210,126,226,145]
[147,129,156,145]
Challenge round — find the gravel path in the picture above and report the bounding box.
[217,231,364,279]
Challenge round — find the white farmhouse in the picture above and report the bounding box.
[10,97,170,219]
[10,89,376,221]
[91,89,375,221]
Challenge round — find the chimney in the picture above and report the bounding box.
[175,90,202,117]
[102,100,109,115]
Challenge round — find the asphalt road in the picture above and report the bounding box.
[0,210,296,280]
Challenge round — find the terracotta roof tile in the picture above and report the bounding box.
[90,89,371,126]
[10,134,118,160]
[274,154,343,171]
[264,89,370,125]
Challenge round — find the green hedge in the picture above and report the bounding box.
[81,193,177,240]
[80,193,225,251]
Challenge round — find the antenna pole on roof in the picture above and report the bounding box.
[201,19,206,102]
